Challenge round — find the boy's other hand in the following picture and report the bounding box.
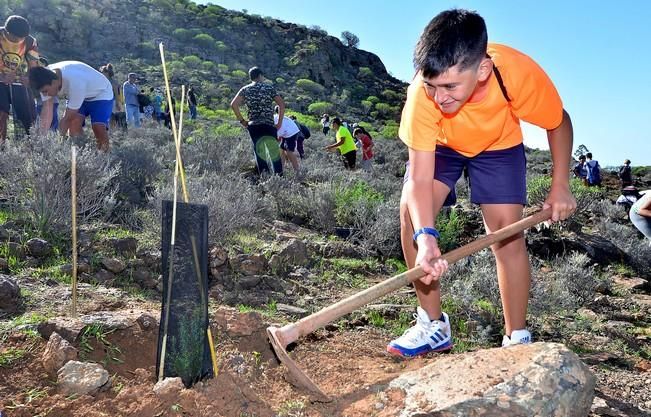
[415,234,449,284]
[543,184,576,222]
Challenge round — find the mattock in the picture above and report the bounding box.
[267,208,553,402]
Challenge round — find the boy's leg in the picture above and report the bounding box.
[92,123,110,152]
[480,204,529,336]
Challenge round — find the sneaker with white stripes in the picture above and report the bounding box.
[502,329,532,347]
[387,307,453,357]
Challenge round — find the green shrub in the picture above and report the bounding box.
[436,208,465,252]
[296,78,325,94]
[217,64,229,72]
[201,61,215,71]
[527,176,604,213]
[360,100,373,112]
[182,55,202,68]
[382,89,402,101]
[366,96,380,104]
[231,69,247,79]
[334,181,384,225]
[275,77,285,84]
[307,101,335,115]
[193,33,215,49]
[172,28,193,42]
[375,102,396,117]
[358,67,373,78]
[380,123,399,139]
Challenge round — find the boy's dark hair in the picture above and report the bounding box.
[100,63,114,78]
[4,15,30,38]
[353,128,363,137]
[414,9,487,78]
[249,66,263,80]
[332,117,341,126]
[28,66,58,91]
[289,115,296,120]
[586,152,593,159]
[578,155,586,161]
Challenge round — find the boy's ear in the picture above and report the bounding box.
[477,57,493,82]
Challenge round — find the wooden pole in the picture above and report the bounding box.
[71,145,78,318]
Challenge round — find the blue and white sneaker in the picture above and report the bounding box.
[502,329,532,347]
[387,307,453,357]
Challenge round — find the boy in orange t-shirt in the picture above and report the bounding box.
[387,9,576,357]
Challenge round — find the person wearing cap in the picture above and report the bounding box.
[29,61,114,151]
[123,72,140,128]
[0,15,40,145]
[231,66,285,175]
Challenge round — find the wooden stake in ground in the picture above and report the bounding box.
[71,145,78,318]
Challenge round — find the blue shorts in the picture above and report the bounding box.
[404,144,527,206]
[78,99,114,126]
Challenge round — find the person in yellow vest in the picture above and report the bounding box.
[324,117,357,170]
[0,15,40,145]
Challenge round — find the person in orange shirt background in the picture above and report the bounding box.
[387,9,576,357]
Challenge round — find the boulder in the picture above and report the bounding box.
[109,237,138,256]
[269,239,309,271]
[136,313,157,331]
[80,311,133,330]
[94,269,115,283]
[229,254,268,276]
[42,332,78,375]
[38,317,85,342]
[366,343,595,417]
[0,274,21,313]
[528,233,627,265]
[101,257,126,274]
[26,238,53,258]
[209,245,229,269]
[57,361,111,396]
[153,377,184,399]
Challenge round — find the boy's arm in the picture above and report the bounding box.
[273,95,285,130]
[638,196,651,218]
[544,109,577,222]
[405,148,448,283]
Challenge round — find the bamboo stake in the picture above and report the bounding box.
[71,146,78,317]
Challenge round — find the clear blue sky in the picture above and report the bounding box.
[203,1,650,166]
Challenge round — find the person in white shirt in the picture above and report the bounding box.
[28,61,114,151]
[274,106,301,172]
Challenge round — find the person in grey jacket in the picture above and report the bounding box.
[122,72,140,128]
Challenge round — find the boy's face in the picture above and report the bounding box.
[422,59,491,114]
[40,83,58,97]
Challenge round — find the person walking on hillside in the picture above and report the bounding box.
[100,63,125,130]
[123,72,140,128]
[630,192,651,243]
[353,127,374,171]
[0,15,40,146]
[231,66,284,176]
[585,152,601,186]
[619,159,633,188]
[389,9,575,357]
[152,87,163,124]
[29,61,114,151]
[274,107,301,173]
[187,85,198,120]
[321,113,330,135]
[289,114,310,158]
[324,117,357,170]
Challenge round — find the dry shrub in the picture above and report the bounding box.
[156,172,271,243]
[0,134,118,236]
[529,252,597,315]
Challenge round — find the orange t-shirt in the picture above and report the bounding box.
[399,43,563,157]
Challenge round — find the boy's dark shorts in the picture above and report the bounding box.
[404,143,527,206]
[0,83,11,113]
[280,132,299,153]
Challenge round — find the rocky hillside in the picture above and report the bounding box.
[4,0,406,128]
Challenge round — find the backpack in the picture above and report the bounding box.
[297,122,311,139]
[586,160,601,185]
